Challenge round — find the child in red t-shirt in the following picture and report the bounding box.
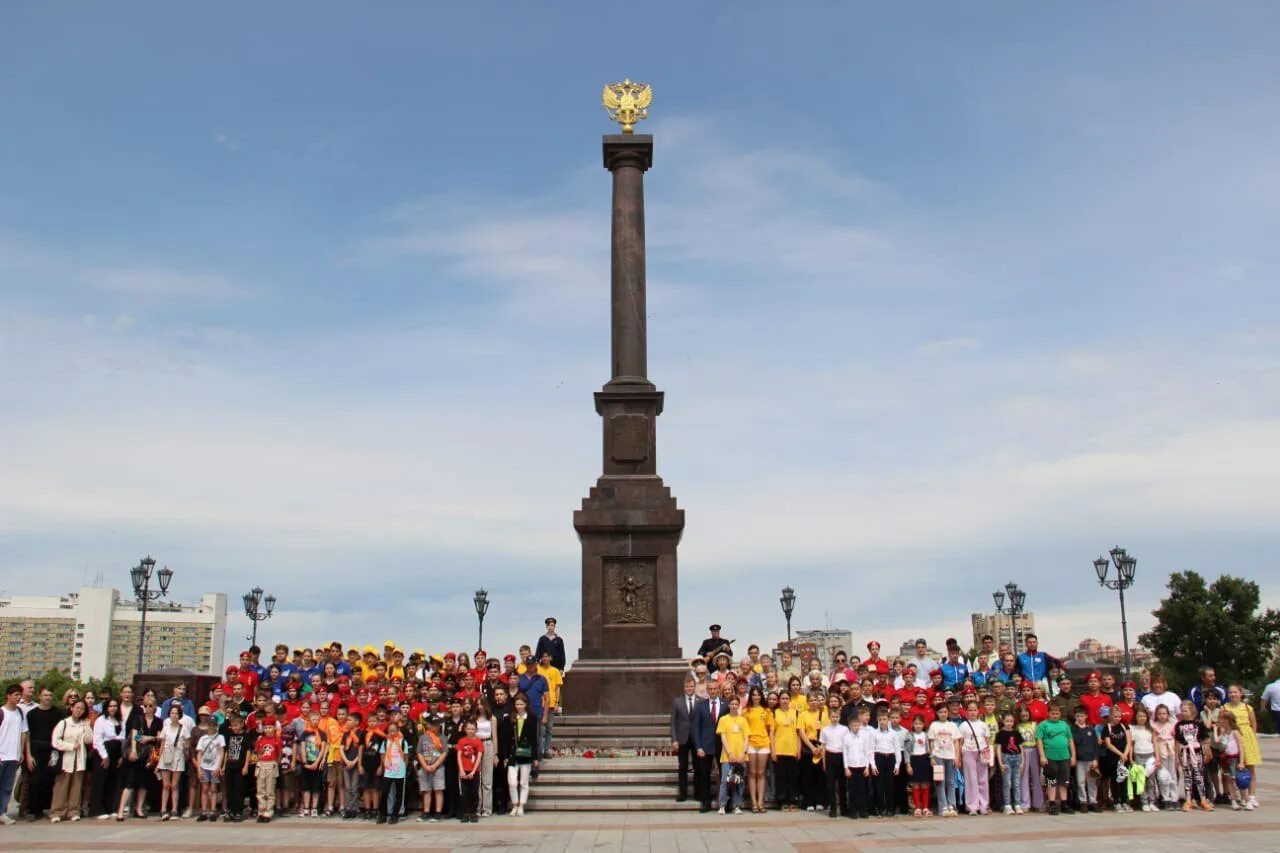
[251,722,283,822]
[456,721,484,823]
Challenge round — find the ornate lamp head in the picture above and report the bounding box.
[1010,587,1027,611]
[1093,556,1110,584]
[602,79,652,133]
[992,590,1005,610]
[780,586,796,619]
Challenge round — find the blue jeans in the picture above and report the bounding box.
[933,758,956,811]
[0,760,18,815]
[1002,753,1023,808]
[718,762,743,810]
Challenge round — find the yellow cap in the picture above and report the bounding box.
[383,640,396,648]
[362,644,377,655]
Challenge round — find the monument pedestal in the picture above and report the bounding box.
[565,131,686,716]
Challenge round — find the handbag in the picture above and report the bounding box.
[965,720,993,766]
[932,763,945,781]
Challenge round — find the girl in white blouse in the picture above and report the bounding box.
[475,699,496,817]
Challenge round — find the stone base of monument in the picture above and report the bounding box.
[560,658,690,716]
[527,756,697,811]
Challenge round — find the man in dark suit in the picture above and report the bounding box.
[669,678,699,802]
[691,679,729,812]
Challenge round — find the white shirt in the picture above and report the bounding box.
[1141,691,1181,720]
[912,656,939,688]
[92,715,124,760]
[1260,680,1280,713]
[928,720,959,760]
[1130,727,1153,755]
[958,717,991,752]
[909,730,930,756]
[0,704,27,762]
[819,723,847,757]
[841,726,874,768]
[870,728,902,768]
[475,718,493,741]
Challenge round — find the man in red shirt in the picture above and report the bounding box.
[1077,671,1114,725]
[237,650,261,697]
[863,641,890,675]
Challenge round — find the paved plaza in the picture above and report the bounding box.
[5,739,1277,852]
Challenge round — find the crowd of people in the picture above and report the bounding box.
[0,618,568,826]
[670,626,1273,819]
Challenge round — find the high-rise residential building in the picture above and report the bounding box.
[0,587,227,682]
[970,611,1036,653]
[792,628,853,671]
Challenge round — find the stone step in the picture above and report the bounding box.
[558,715,668,726]
[538,758,676,772]
[536,772,680,785]
[530,784,674,799]
[556,725,669,738]
[526,798,700,812]
[552,738,675,751]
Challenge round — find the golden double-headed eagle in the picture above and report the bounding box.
[601,79,652,133]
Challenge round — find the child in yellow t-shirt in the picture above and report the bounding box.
[715,697,751,814]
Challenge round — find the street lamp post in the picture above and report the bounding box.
[130,556,173,676]
[1094,546,1138,681]
[992,581,1027,656]
[242,587,277,647]
[473,589,490,652]
[780,586,796,646]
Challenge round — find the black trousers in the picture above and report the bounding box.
[224,765,246,814]
[28,743,55,816]
[847,765,871,816]
[380,776,405,817]
[460,775,479,817]
[800,748,825,808]
[493,760,510,814]
[775,756,799,807]
[444,749,459,816]
[693,750,714,808]
[874,754,896,815]
[824,755,846,814]
[676,737,696,799]
[90,757,119,816]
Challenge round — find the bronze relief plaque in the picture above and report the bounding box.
[603,558,656,625]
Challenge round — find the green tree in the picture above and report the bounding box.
[1139,571,1280,693]
[31,668,122,705]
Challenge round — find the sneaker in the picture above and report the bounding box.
[1249,796,1259,808]
[1200,800,1214,812]
[1245,801,1256,811]
[1232,801,1241,811]
[1003,805,1013,815]
[733,806,743,815]
[1182,801,1193,812]
[196,813,207,822]
[1015,806,1024,815]
[717,807,725,815]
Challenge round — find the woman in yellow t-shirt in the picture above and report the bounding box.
[787,677,808,713]
[742,686,774,813]
[798,691,829,810]
[773,692,802,811]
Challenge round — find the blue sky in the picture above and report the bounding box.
[3,3,1278,668]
